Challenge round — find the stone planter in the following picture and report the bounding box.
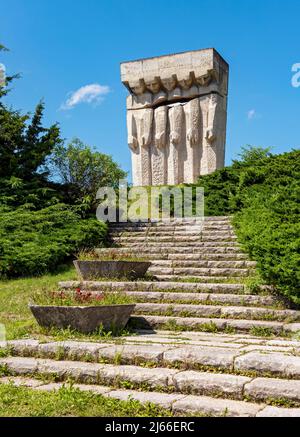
[29,304,136,334]
[73,260,151,280]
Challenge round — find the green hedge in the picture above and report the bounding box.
[196,149,300,304]
[0,204,107,278]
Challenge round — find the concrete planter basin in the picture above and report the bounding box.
[29,304,136,334]
[73,260,151,280]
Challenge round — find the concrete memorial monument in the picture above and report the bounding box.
[120,48,229,186]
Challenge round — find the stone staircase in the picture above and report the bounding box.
[1,216,300,416]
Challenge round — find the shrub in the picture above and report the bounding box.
[0,204,107,278]
[195,147,300,304]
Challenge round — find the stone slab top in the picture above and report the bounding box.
[120,48,229,96]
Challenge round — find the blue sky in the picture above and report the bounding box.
[1,0,299,180]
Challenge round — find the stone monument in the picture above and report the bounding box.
[120,48,229,186]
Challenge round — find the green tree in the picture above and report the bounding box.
[50,138,127,209]
[0,45,62,180]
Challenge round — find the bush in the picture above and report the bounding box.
[0,204,108,278]
[196,147,300,304]
[49,138,127,210]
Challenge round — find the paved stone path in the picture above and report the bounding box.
[1,217,300,416]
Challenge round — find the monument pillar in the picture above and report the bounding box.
[121,48,229,186]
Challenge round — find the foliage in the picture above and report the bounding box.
[195,147,300,303]
[0,100,62,180]
[0,204,108,278]
[50,138,127,209]
[32,288,134,307]
[0,49,125,278]
[0,383,172,417]
[76,248,149,262]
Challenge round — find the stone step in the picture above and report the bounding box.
[133,303,299,322]
[102,246,244,254]
[122,291,277,307]
[151,275,245,282]
[58,280,254,294]
[5,376,297,417]
[120,329,300,349]
[1,351,300,408]
[109,226,235,235]
[149,267,251,277]
[130,314,290,335]
[109,228,234,236]
[115,241,240,248]
[109,217,232,226]
[150,260,256,268]
[96,249,249,261]
[112,235,238,243]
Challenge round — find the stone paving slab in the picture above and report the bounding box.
[0,376,45,388]
[133,303,299,321]
[172,395,263,417]
[163,345,238,369]
[244,377,300,402]
[37,341,109,360]
[104,390,186,409]
[68,383,111,395]
[234,352,300,378]
[173,371,251,398]
[37,359,100,382]
[256,406,300,417]
[0,357,38,374]
[130,314,285,333]
[96,343,175,363]
[34,382,66,392]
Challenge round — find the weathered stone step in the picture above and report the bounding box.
[130,314,291,335]
[116,242,240,249]
[121,329,300,349]
[167,253,248,260]
[112,235,238,243]
[122,291,277,307]
[133,303,300,322]
[102,246,244,254]
[151,275,245,282]
[149,267,251,277]
[150,260,256,269]
[58,280,255,294]
[109,228,234,236]
[96,249,249,261]
[2,376,289,417]
[109,226,234,235]
[109,217,232,227]
[1,353,300,408]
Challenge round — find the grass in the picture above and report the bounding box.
[0,383,172,417]
[77,248,150,262]
[32,289,134,307]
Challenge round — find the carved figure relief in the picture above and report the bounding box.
[121,49,228,185]
[184,98,202,182]
[168,103,185,185]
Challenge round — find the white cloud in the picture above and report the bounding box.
[61,83,110,110]
[247,109,256,120]
[0,63,6,86]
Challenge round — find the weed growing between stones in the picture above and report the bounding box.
[0,383,173,417]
